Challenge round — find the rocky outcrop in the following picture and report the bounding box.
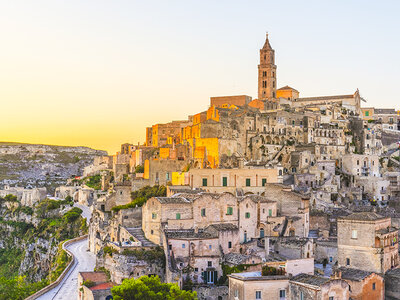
[0,142,107,192]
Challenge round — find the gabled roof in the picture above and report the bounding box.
[277,85,298,92]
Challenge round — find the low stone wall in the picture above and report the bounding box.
[26,235,88,300]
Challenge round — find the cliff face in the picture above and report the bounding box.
[0,197,87,282]
[0,142,107,192]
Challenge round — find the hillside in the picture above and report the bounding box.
[0,143,107,192]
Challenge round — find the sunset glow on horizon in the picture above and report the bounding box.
[1,1,399,154]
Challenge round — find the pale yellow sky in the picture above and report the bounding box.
[1,1,399,154]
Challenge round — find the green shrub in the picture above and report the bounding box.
[112,185,166,212]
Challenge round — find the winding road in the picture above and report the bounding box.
[36,203,95,300]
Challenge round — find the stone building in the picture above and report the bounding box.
[337,212,399,273]
[210,95,252,108]
[289,273,349,300]
[78,271,113,300]
[337,268,384,300]
[0,186,46,206]
[187,167,283,195]
[228,272,288,300]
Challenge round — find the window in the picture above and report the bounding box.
[208,261,212,267]
[245,212,250,218]
[260,228,264,238]
[182,244,185,248]
[268,209,272,217]
[201,208,206,217]
[202,178,208,186]
[279,290,286,299]
[246,178,251,186]
[209,245,212,250]
[365,111,369,116]
[262,178,267,186]
[300,292,303,300]
[194,268,198,272]
[329,297,334,300]
[222,176,228,187]
[372,282,376,290]
[152,213,157,219]
[176,213,181,220]
[256,291,261,299]
[151,230,154,234]
[227,206,233,215]
[352,229,358,239]
[168,244,172,250]
[329,256,333,263]
[234,290,239,297]
[228,241,232,248]
[346,258,350,266]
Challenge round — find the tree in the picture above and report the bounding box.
[111,276,197,300]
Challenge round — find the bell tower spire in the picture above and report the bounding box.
[258,32,277,100]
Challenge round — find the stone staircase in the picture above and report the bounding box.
[125,227,157,247]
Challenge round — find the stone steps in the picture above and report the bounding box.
[125,227,157,247]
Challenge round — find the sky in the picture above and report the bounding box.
[1,1,399,154]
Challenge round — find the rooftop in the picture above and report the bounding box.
[339,212,387,221]
[228,271,287,281]
[297,94,354,102]
[79,272,108,284]
[89,282,114,291]
[277,85,298,92]
[290,273,330,287]
[339,267,377,281]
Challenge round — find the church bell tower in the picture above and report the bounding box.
[258,33,277,100]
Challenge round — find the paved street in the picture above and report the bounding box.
[36,238,96,300]
[37,204,94,300]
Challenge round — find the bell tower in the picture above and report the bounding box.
[258,33,277,100]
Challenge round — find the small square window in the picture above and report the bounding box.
[245,212,250,218]
[152,213,157,219]
[208,261,212,267]
[209,245,212,250]
[202,178,208,186]
[268,209,272,217]
[372,282,376,290]
[182,244,185,248]
[346,258,350,266]
[194,268,198,272]
[228,241,232,248]
[256,291,261,299]
[246,178,251,186]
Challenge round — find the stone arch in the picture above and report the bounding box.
[265,135,272,144]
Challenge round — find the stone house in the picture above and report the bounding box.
[187,166,283,195]
[289,273,349,300]
[78,272,113,300]
[315,239,337,265]
[341,154,380,178]
[270,237,314,260]
[337,212,399,273]
[337,268,384,300]
[228,272,289,300]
